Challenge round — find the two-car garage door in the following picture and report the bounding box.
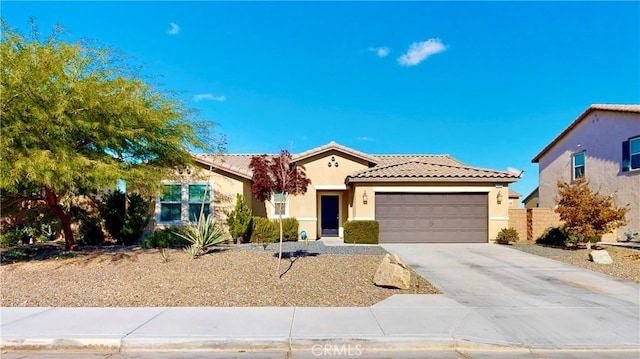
[375,193,488,243]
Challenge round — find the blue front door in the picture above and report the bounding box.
[321,195,339,237]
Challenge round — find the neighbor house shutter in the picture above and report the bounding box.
[622,140,630,172]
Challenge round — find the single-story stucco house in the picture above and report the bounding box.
[154,141,520,243]
[531,104,640,241]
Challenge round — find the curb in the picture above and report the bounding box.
[4,335,640,352]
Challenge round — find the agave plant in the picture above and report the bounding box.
[174,214,224,258]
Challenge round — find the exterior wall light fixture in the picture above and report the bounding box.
[496,191,503,204]
[362,191,368,205]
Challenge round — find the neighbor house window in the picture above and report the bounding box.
[623,137,640,172]
[158,182,213,224]
[272,192,288,217]
[572,152,585,179]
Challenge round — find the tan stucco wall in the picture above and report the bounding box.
[523,196,539,209]
[349,182,513,241]
[282,150,369,239]
[508,197,521,209]
[537,110,640,240]
[151,163,251,241]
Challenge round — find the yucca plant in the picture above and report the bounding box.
[174,214,224,258]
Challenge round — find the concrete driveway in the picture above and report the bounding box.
[381,243,640,348]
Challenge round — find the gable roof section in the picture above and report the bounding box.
[508,189,521,198]
[522,187,539,204]
[346,160,520,183]
[191,153,254,180]
[292,141,378,164]
[372,154,467,167]
[532,104,640,163]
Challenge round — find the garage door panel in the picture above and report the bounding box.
[376,193,488,243]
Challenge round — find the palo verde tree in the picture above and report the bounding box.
[0,20,211,250]
[249,150,310,275]
[555,178,629,249]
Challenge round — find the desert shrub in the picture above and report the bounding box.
[141,226,189,249]
[536,226,573,247]
[495,227,519,245]
[555,178,628,249]
[174,215,225,258]
[277,217,299,241]
[99,190,151,245]
[250,217,277,243]
[98,190,126,241]
[0,227,25,247]
[78,216,104,246]
[343,220,379,244]
[121,193,151,245]
[227,194,253,244]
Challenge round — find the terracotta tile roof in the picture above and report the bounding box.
[346,160,520,183]
[190,141,516,184]
[191,153,254,180]
[508,189,521,198]
[532,104,640,163]
[292,141,378,164]
[372,154,467,167]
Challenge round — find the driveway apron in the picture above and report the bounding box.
[381,243,640,349]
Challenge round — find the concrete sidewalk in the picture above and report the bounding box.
[1,293,639,353]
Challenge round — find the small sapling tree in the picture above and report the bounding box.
[249,150,311,275]
[227,194,253,244]
[555,178,629,249]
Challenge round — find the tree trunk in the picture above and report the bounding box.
[44,186,76,251]
[277,212,284,276]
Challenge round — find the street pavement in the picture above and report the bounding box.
[1,244,638,355]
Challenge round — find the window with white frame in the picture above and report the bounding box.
[158,182,212,224]
[572,152,585,180]
[623,137,640,171]
[188,184,211,222]
[272,192,288,217]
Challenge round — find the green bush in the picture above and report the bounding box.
[98,190,151,245]
[343,220,379,244]
[495,227,519,245]
[78,216,105,246]
[98,190,126,242]
[0,227,25,247]
[278,217,299,241]
[227,194,253,243]
[121,193,151,245]
[250,217,277,243]
[141,226,189,249]
[536,225,573,247]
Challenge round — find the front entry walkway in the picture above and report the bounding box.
[381,243,640,348]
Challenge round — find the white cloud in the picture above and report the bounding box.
[168,22,180,35]
[369,47,389,57]
[357,136,373,141]
[398,38,446,66]
[194,94,226,102]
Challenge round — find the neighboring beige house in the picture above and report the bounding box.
[508,189,521,209]
[522,187,539,208]
[154,141,520,243]
[531,104,640,241]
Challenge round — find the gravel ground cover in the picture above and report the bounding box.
[511,243,640,283]
[0,243,438,307]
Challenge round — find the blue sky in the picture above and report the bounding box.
[3,1,640,203]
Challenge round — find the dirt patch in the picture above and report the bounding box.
[512,243,640,283]
[0,245,439,307]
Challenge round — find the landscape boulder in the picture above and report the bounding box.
[374,254,411,289]
[589,249,613,264]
